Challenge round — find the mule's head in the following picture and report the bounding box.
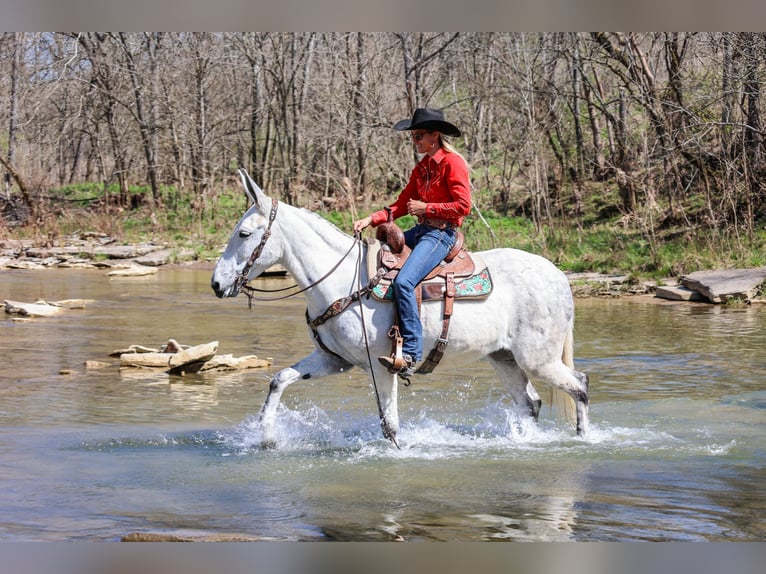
[211,169,280,298]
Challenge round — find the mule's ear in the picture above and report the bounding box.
[238,168,269,211]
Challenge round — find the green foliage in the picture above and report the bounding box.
[19,177,766,281]
[55,182,103,201]
[54,182,153,203]
[319,211,352,230]
[316,204,766,282]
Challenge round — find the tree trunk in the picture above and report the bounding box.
[4,32,20,201]
[119,33,160,206]
[740,32,764,224]
[570,38,584,216]
[616,88,635,212]
[354,32,368,199]
[0,152,33,217]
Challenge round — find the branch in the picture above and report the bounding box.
[0,152,28,193]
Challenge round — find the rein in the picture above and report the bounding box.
[232,202,394,445]
[352,235,400,449]
[240,240,357,308]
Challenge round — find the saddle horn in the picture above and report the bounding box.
[375,207,405,254]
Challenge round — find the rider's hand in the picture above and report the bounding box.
[353,216,372,233]
[407,200,427,217]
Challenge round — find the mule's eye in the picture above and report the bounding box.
[239,229,252,238]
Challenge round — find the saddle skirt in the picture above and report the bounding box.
[365,237,493,303]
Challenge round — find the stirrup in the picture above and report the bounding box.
[378,353,414,375]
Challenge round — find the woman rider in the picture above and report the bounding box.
[353,108,471,377]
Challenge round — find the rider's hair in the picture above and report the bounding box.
[438,134,470,171]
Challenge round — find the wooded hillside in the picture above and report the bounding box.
[1,32,765,238]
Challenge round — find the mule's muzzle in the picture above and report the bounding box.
[211,278,237,299]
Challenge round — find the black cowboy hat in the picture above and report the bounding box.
[393,108,461,137]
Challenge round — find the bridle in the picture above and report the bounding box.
[234,197,279,298]
[232,197,359,309]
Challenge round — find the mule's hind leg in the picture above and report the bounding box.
[488,350,542,420]
[258,349,352,448]
[527,361,590,436]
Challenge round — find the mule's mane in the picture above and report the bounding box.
[294,206,354,244]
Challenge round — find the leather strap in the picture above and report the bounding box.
[307,266,387,328]
[416,272,455,374]
[418,216,457,230]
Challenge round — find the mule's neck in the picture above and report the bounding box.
[274,204,364,312]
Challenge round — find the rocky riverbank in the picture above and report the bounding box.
[567,268,766,303]
[0,234,199,271]
[2,234,765,304]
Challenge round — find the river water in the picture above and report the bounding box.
[1,268,764,541]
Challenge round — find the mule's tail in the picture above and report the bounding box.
[550,325,578,427]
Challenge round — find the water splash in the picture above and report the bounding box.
[74,397,737,465]
[214,398,728,462]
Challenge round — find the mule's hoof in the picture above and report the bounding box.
[380,424,401,449]
[530,398,542,421]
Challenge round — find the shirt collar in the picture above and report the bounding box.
[421,147,447,165]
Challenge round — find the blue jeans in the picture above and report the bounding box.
[391,224,457,362]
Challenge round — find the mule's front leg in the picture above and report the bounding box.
[369,366,400,446]
[257,367,299,449]
[257,350,352,449]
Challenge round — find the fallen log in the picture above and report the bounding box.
[48,298,94,309]
[109,344,159,357]
[120,341,218,369]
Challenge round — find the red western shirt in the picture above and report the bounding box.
[370,148,471,228]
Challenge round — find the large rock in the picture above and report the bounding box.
[654,285,705,302]
[4,299,62,317]
[681,267,766,303]
[25,245,83,258]
[93,243,161,259]
[121,531,280,542]
[25,243,162,260]
[4,298,92,317]
[136,248,196,266]
[113,339,271,375]
[199,354,272,371]
[108,265,159,277]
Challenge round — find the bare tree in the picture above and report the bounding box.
[73,33,134,206]
[2,33,21,201]
[117,32,162,205]
[1,31,765,244]
[395,32,460,112]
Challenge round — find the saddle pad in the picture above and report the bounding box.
[370,251,493,302]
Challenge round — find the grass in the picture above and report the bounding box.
[6,183,766,281]
[321,207,766,282]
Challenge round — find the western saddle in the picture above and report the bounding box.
[372,219,483,376]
